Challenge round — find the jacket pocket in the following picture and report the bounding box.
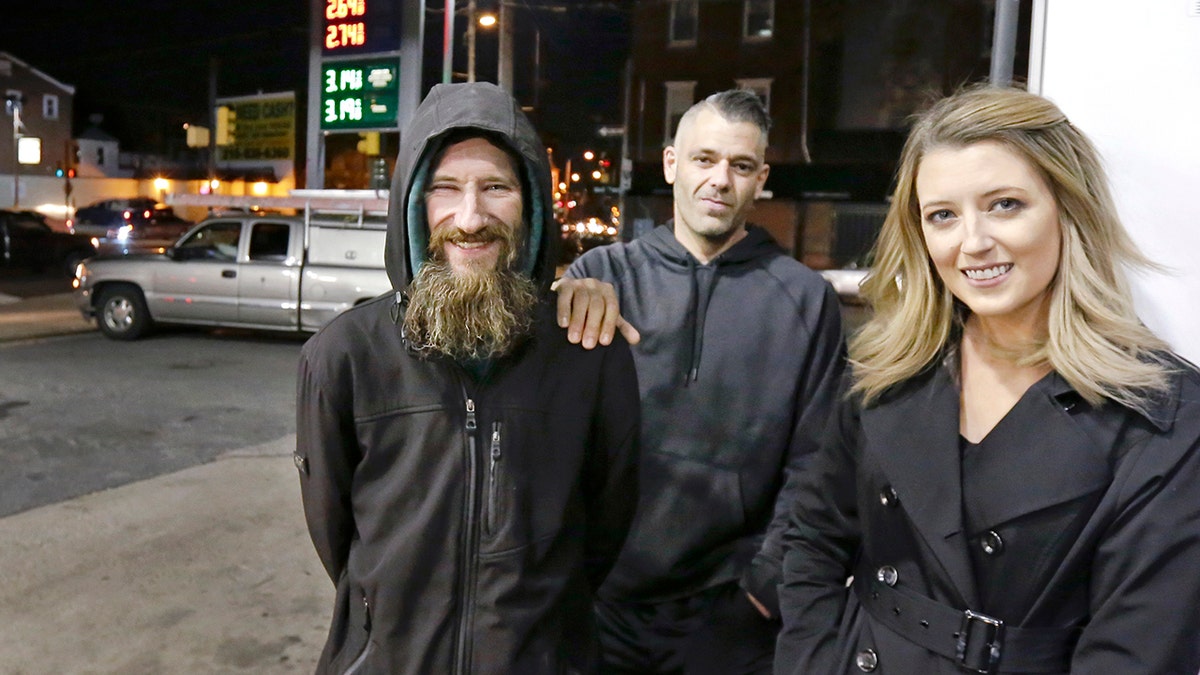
[336,591,373,674]
[342,640,375,675]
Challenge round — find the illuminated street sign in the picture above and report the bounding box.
[320,59,399,131]
[322,0,401,56]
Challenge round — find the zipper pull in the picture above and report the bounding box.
[362,594,372,631]
[465,398,477,431]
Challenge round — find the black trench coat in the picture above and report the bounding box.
[776,360,1200,674]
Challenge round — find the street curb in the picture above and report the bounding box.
[0,292,95,341]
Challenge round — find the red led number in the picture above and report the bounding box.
[325,22,366,49]
[325,0,366,21]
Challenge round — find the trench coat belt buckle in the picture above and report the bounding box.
[853,575,1079,673]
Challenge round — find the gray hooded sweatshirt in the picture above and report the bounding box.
[296,82,640,675]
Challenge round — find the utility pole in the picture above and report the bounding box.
[497,1,513,93]
[467,0,477,82]
[799,0,812,163]
[990,0,1021,86]
[208,57,218,184]
[398,0,426,134]
[443,0,455,83]
[6,93,22,208]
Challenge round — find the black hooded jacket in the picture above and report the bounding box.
[567,222,845,615]
[295,82,640,674]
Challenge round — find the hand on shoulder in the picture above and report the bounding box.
[551,276,641,349]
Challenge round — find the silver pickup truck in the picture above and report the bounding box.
[74,209,390,340]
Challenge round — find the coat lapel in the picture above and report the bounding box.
[963,376,1112,529]
[863,366,979,607]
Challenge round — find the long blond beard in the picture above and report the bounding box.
[403,227,537,360]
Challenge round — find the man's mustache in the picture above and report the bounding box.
[430,225,506,247]
[428,223,523,269]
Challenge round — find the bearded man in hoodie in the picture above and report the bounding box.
[295,82,640,675]
[557,89,846,674]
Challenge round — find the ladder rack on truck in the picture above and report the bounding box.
[166,189,391,258]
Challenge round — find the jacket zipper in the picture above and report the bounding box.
[485,422,503,535]
[453,392,479,675]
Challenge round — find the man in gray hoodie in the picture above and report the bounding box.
[295,82,640,674]
[558,89,846,674]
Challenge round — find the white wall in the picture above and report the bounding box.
[1030,0,1200,362]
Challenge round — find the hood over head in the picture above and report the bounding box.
[385,82,557,293]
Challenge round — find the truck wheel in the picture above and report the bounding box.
[97,285,153,340]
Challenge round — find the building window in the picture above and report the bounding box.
[663,81,697,145]
[669,0,698,46]
[43,94,59,120]
[736,78,772,113]
[97,147,106,165]
[744,0,774,40]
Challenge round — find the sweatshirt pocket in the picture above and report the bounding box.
[630,452,746,576]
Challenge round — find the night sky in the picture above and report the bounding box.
[2,0,632,159]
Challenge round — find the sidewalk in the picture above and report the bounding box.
[0,438,331,674]
[0,291,95,341]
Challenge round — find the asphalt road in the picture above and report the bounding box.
[0,328,307,517]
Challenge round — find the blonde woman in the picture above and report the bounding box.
[776,85,1200,674]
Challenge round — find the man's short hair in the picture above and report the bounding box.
[674,89,772,145]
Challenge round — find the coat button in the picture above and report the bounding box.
[855,648,879,671]
[981,530,1004,555]
[876,565,898,587]
[879,485,899,507]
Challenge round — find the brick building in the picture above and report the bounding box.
[618,0,1029,267]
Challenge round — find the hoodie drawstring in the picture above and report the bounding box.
[684,261,717,386]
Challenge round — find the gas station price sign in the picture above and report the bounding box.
[320,59,399,131]
[322,0,400,56]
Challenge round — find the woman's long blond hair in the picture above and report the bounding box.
[850,85,1174,413]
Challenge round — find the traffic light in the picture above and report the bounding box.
[63,139,78,176]
[216,105,237,145]
[369,157,389,189]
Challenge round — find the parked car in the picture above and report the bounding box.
[819,266,870,303]
[0,209,96,276]
[69,198,193,249]
[74,210,390,340]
